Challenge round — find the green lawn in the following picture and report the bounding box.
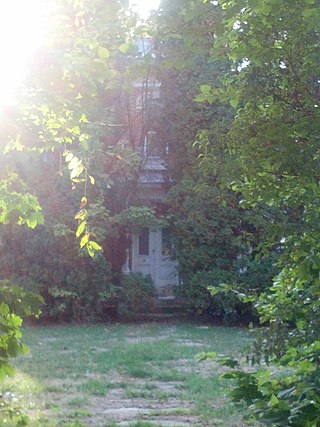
[2,323,253,427]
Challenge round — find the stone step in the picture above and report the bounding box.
[132,311,187,322]
[151,297,186,314]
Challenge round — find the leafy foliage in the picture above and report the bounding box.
[2,0,320,423]
[168,181,277,324]
[0,220,117,323]
[0,0,164,326]
[1,0,142,258]
[202,342,320,427]
[114,206,161,232]
[0,280,42,426]
[118,273,155,319]
[0,172,44,230]
[0,281,43,379]
[0,5,154,413]
[192,0,320,424]
[152,0,277,324]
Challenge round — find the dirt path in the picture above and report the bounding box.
[13,323,250,426]
[76,334,235,426]
[88,382,200,426]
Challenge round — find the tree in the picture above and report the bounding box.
[0,1,145,421]
[196,0,320,424]
[149,0,277,324]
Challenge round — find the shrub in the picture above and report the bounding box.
[118,273,155,319]
[176,256,277,325]
[0,225,116,323]
[168,180,278,325]
[0,280,43,425]
[177,269,246,325]
[25,253,116,323]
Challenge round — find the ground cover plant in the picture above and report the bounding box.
[1,323,254,427]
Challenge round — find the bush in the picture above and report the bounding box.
[168,180,278,325]
[24,253,116,323]
[118,273,155,319]
[176,256,278,325]
[0,280,43,426]
[0,225,116,323]
[177,269,245,325]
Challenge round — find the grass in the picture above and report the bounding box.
[79,380,109,396]
[1,323,253,427]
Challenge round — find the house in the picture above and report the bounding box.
[128,157,179,295]
[122,39,179,296]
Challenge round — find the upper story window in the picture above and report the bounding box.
[138,227,149,255]
[136,38,153,58]
[143,131,161,158]
[136,88,161,111]
[141,131,170,159]
[136,94,143,110]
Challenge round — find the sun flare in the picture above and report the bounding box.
[0,0,53,106]
[130,0,160,20]
[0,0,161,106]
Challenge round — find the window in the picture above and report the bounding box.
[162,228,174,256]
[139,227,149,255]
[136,38,153,57]
[143,131,162,157]
[136,89,160,111]
[136,94,143,110]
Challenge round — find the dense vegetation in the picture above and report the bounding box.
[0,0,158,323]
[189,0,320,425]
[154,0,279,324]
[1,0,320,425]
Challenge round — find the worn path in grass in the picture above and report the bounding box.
[7,323,252,427]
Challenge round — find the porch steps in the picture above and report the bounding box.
[135,295,188,321]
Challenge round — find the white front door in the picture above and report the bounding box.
[131,227,178,292]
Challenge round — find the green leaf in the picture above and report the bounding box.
[270,394,279,406]
[87,245,95,257]
[200,84,212,94]
[80,233,89,248]
[80,196,88,207]
[72,178,86,183]
[198,351,218,362]
[194,94,208,103]
[88,240,102,251]
[79,114,88,123]
[97,46,110,59]
[63,151,74,162]
[230,97,239,108]
[75,209,87,221]
[219,357,239,368]
[26,218,38,229]
[67,156,81,170]
[119,42,130,53]
[76,220,86,237]
[221,372,240,380]
[70,163,84,179]
[207,286,221,296]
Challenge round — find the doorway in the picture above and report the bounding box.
[131,227,178,293]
